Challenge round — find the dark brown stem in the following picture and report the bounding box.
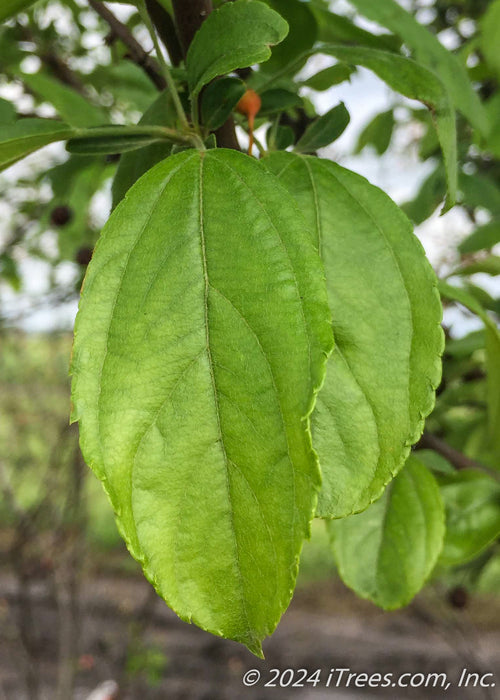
[88,0,166,91]
[416,432,499,479]
[171,0,213,56]
[145,0,183,67]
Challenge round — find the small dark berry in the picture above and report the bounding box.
[50,205,73,227]
[76,247,93,266]
[448,586,468,609]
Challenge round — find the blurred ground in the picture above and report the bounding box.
[0,572,499,699]
[1,333,499,700]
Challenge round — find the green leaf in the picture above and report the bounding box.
[266,124,294,150]
[439,282,500,457]
[437,470,500,566]
[295,102,350,153]
[0,0,38,21]
[311,5,400,52]
[21,72,108,128]
[112,91,175,209]
[449,256,500,278]
[402,165,446,224]
[66,126,175,156]
[355,109,395,155]
[262,44,457,210]
[479,0,500,80]
[0,119,76,172]
[459,221,500,255]
[0,98,16,124]
[71,148,333,655]
[264,152,443,517]
[328,456,445,609]
[259,0,317,73]
[186,0,289,100]
[346,0,488,135]
[258,89,302,116]
[301,63,356,92]
[200,77,245,131]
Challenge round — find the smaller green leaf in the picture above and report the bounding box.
[301,63,356,91]
[267,124,294,150]
[0,98,16,124]
[479,0,500,80]
[259,88,302,115]
[449,256,500,278]
[0,119,76,172]
[459,221,500,255]
[186,0,288,99]
[414,450,455,476]
[295,102,349,153]
[66,126,177,156]
[437,470,500,567]
[21,72,108,127]
[200,77,245,131]
[439,282,500,457]
[0,0,38,21]
[355,109,395,155]
[328,456,445,609]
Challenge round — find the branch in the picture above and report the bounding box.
[416,432,500,480]
[88,0,166,91]
[145,0,183,67]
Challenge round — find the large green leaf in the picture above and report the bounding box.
[346,0,488,134]
[112,91,175,209]
[437,470,500,566]
[71,148,333,655]
[264,152,443,517]
[21,72,108,128]
[0,119,76,172]
[0,0,38,21]
[328,456,445,609]
[262,44,457,210]
[186,0,288,100]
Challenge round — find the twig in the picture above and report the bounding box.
[416,432,500,480]
[88,0,166,91]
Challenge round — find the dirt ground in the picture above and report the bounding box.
[1,572,499,700]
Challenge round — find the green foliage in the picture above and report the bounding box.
[438,470,500,566]
[264,152,443,517]
[301,63,355,92]
[328,456,445,609]
[2,0,499,656]
[186,0,289,100]
[295,102,349,153]
[355,109,395,155]
[0,119,75,172]
[346,0,488,134]
[71,148,333,655]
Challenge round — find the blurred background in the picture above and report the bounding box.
[1,0,500,698]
